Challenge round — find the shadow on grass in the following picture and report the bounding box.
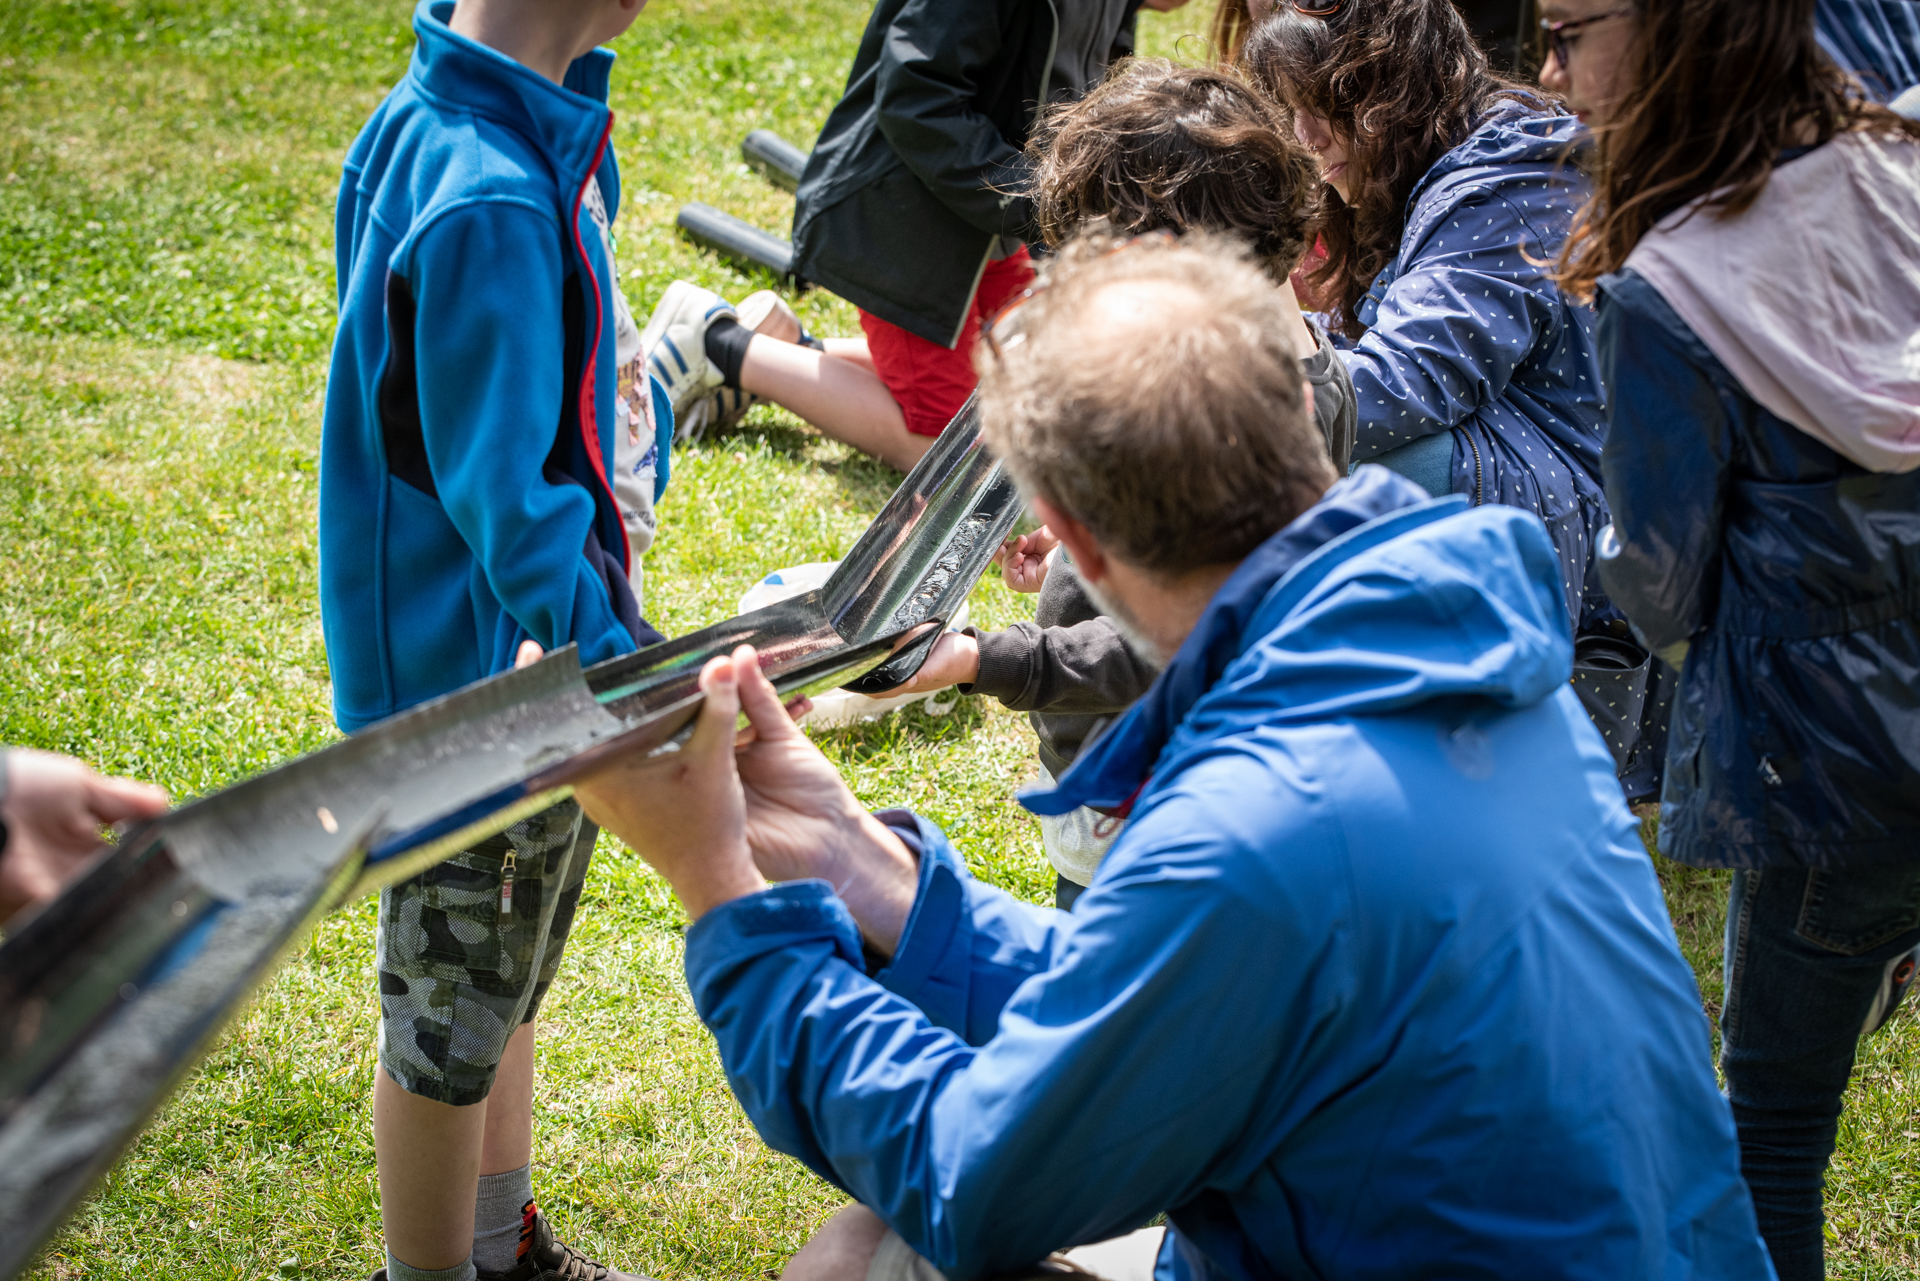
[694,409,904,511]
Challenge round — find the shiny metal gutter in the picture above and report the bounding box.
[0,400,1018,1278]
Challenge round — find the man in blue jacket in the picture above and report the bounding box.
[576,234,1773,1280]
[323,2,665,1279]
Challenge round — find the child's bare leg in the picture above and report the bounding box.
[374,1070,488,1270]
[481,1023,537,1175]
[820,336,876,376]
[740,335,933,472]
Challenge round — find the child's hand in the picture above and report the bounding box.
[0,749,170,924]
[872,627,980,697]
[997,526,1059,593]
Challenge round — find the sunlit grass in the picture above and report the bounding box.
[5,0,1916,1277]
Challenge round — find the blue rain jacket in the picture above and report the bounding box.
[321,1,664,733]
[684,468,1771,1281]
[1595,270,1920,868]
[1816,0,1920,101]
[1335,99,1610,631]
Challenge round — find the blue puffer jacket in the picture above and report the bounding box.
[1595,270,1920,868]
[1816,0,1920,101]
[1336,99,1610,631]
[321,1,664,733]
[684,469,1771,1281]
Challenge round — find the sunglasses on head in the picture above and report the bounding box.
[1290,0,1343,14]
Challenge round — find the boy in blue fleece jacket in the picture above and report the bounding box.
[321,3,664,1279]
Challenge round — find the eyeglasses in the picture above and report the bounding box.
[1290,1,1343,15]
[1539,8,1633,68]
[979,231,1177,367]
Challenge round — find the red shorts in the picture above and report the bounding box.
[858,246,1035,438]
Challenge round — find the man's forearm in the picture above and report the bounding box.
[802,811,921,958]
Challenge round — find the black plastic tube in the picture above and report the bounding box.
[741,129,809,191]
[675,202,800,283]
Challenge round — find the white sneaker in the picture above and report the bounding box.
[679,290,803,442]
[676,385,762,446]
[640,280,734,415]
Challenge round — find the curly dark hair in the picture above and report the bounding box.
[1240,1,1535,338]
[1027,58,1323,280]
[1557,0,1920,300]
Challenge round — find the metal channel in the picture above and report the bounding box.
[0,403,1021,1278]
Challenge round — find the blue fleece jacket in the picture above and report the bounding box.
[321,1,665,733]
[684,469,1773,1280]
[1336,99,1611,633]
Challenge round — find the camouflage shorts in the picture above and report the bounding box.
[376,798,595,1106]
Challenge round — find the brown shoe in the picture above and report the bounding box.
[475,1210,651,1281]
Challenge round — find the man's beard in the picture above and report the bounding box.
[1080,572,1170,667]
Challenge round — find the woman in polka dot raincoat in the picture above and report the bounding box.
[1242,0,1670,798]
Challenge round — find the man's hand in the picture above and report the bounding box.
[575,647,919,950]
[572,652,767,920]
[1,749,170,924]
[997,526,1058,593]
[872,628,981,698]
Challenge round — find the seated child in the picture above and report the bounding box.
[890,58,1354,907]
[635,0,1152,471]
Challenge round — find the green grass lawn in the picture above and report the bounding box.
[3,1,1917,1277]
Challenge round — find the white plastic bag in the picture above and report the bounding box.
[738,561,967,729]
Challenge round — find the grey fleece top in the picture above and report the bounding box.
[967,331,1357,777]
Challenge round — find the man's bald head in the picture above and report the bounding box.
[977,233,1335,575]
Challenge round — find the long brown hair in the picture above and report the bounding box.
[1028,59,1323,278]
[1210,0,1254,63]
[1241,0,1534,338]
[1557,0,1920,300]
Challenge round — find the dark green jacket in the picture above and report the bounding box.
[792,0,1140,347]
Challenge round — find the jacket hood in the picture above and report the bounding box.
[1406,96,1581,208]
[1024,465,1574,818]
[1623,132,1920,474]
[410,0,615,188]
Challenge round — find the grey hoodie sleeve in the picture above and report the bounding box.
[1302,317,1357,473]
[965,558,1158,716]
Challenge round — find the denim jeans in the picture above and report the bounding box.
[1721,864,1920,1281]
[1360,429,1454,498]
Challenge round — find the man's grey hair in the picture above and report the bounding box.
[976,232,1336,575]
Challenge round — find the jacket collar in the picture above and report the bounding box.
[410,0,614,185]
[1022,466,1440,818]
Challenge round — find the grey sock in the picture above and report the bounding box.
[386,1254,476,1281]
[471,1163,535,1274]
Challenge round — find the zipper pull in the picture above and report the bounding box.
[499,849,517,923]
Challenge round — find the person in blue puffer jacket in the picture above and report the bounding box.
[1546,0,1920,1276]
[574,235,1772,1281]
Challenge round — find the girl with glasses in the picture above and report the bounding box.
[1556,3,1920,1277]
